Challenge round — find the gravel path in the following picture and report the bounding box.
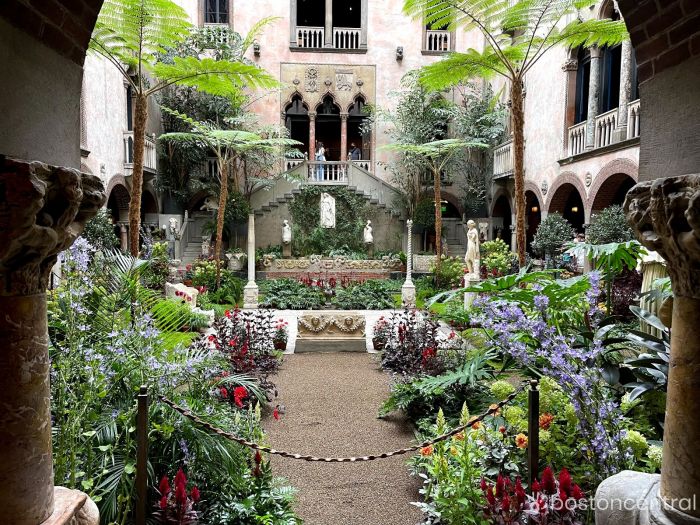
[263,352,423,525]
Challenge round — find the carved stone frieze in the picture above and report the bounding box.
[262,255,403,272]
[298,313,366,337]
[624,175,700,299]
[0,157,106,296]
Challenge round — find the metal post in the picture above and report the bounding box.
[527,379,540,491]
[135,385,149,525]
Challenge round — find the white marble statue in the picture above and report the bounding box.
[464,219,481,275]
[282,219,292,244]
[168,217,179,237]
[200,196,218,212]
[320,192,336,228]
[363,220,373,244]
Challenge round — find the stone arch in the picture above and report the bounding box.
[142,186,159,215]
[316,92,341,114]
[186,189,213,213]
[546,172,588,232]
[284,91,309,113]
[347,93,367,114]
[587,158,638,214]
[524,181,544,212]
[440,191,463,219]
[106,178,131,224]
[545,172,587,212]
[490,189,513,242]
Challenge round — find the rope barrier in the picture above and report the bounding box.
[158,383,526,463]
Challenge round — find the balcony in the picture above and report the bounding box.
[124,131,157,173]
[293,26,365,52]
[334,27,361,49]
[296,26,325,49]
[306,161,348,183]
[424,30,451,53]
[493,140,514,178]
[564,99,640,160]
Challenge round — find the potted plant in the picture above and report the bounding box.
[372,316,390,351]
[273,318,289,351]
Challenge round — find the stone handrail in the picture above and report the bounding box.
[123,131,157,172]
[425,30,451,52]
[567,121,586,156]
[333,27,361,49]
[351,159,372,173]
[627,99,641,140]
[347,161,402,211]
[296,26,324,48]
[594,107,618,148]
[307,161,348,183]
[493,139,514,177]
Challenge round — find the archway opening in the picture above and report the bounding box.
[590,173,636,213]
[107,184,130,224]
[348,96,369,160]
[316,95,341,160]
[549,183,585,233]
[285,94,310,157]
[492,195,512,243]
[525,191,542,252]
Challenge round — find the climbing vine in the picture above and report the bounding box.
[288,186,374,255]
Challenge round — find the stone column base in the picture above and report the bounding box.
[596,471,700,525]
[401,281,416,307]
[282,243,292,258]
[243,282,259,309]
[41,487,99,525]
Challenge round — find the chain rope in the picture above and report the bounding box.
[159,383,526,463]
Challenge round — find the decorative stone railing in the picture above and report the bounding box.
[351,159,372,172]
[307,161,348,183]
[124,131,157,172]
[333,27,361,49]
[285,158,304,171]
[595,107,618,148]
[425,30,451,52]
[261,254,403,272]
[493,139,514,177]
[567,121,587,156]
[627,99,641,140]
[296,26,324,48]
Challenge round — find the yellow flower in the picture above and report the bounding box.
[515,433,528,449]
[450,446,459,456]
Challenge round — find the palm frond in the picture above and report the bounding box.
[241,16,280,54]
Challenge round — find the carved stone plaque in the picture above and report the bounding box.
[305,67,318,92]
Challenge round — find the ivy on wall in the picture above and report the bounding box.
[288,186,375,256]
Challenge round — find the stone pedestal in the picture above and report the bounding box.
[366,244,374,258]
[601,175,700,525]
[402,219,416,307]
[244,214,258,309]
[0,157,105,525]
[463,275,480,309]
[282,243,292,258]
[119,224,128,251]
[165,282,199,307]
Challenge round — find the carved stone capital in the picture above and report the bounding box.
[0,157,106,296]
[562,58,578,71]
[625,175,700,299]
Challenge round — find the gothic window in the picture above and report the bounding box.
[574,48,590,124]
[600,44,622,114]
[205,0,229,24]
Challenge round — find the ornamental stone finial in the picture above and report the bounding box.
[624,175,700,300]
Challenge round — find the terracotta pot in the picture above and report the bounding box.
[274,340,287,350]
[372,338,385,351]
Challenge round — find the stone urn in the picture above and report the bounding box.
[227,252,247,271]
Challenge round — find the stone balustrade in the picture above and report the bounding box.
[123,131,157,172]
[296,26,324,48]
[333,27,361,49]
[568,121,587,156]
[493,139,514,178]
[306,161,348,183]
[595,107,618,148]
[627,99,641,140]
[425,30,451,52]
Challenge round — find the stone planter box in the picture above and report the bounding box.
[260,255,403,279]
[413,254,437,273]
[227,252,247,271]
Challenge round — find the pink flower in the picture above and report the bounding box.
[273,407,280,420]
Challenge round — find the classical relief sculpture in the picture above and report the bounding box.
[464,219,481,276]
[320,192,336,228]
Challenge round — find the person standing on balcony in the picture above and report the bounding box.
[315,141,326,180]
[349,143,361,161]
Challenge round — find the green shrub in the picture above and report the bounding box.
[587,205,635,244]
[431,256,465,289]
[480,238,517,276]
[142,242,170,290]
[82,208,120,251]
[532,213,575,264]
[259,279,325,309]
[332,280,400,309]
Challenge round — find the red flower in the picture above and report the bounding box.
[254,450,262,464]
[233,386,248,408]
[175,482,187,505]
[499,426,506,434]
[495,474,505,499]
[531,480,541,494]
[559,467,573,496]
[225,309,231,318]
[480,478,487,492]
[159,495,168,509]
[539,413,555,430]
[174,468,186,487]
[515,477,526,505]
[572,484,585,501]
[541,466,557,495]
[190,486,200,503]
[159,475,171,496]
[501,493,510,512]
[273,407,280,420]
[219,387,228,398]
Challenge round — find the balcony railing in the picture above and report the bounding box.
[627,99,641,140]
[595,108,618,149]
[333,27,361,49]
[296,26,324,48]
[285,158,305,171]
[124,132,157,172]
[425,30,451,52]
[568,122,587,156]
[493,140,513,177]
[307,161,348,183]
[351,160,372,172]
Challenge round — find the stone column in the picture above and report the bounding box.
[597,174,700,525]
[120,224,128,251]
[615,39,634,141]
[0,157,105,525]
[308,112,317,164]
[243,214,259,309]
[586,46,602,150]
[401,219,416,307]
[509,224,517,253]
[340,113,349,161]
[324,0,333,48]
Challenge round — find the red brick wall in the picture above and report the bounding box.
[0,0,103,64]
[618,0,700,83]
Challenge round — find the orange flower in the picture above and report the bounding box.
[515,433,528,449]
[539,413,555,430]
[453,432,465,441]
[420,445,433,457]
[489,403,501,417]
[471,421,482,430]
